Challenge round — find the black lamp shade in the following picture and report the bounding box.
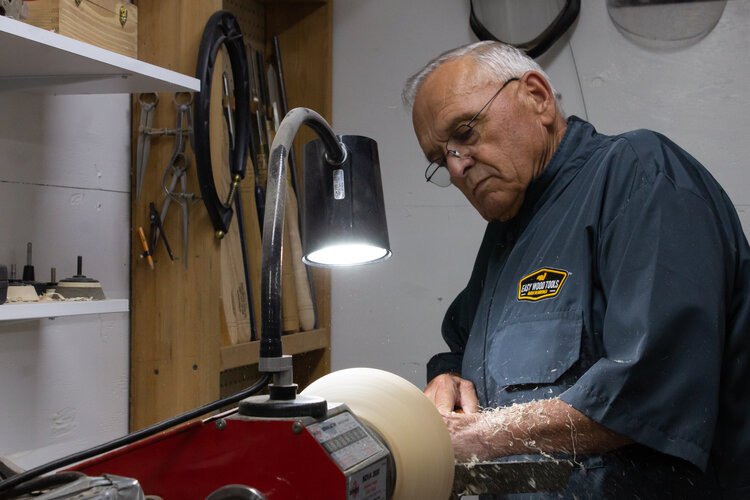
[302,135,391,267]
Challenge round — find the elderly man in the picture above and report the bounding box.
[403,41,750,498]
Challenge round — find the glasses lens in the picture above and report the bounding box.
[447,124,477,157]
[426,163,451,187]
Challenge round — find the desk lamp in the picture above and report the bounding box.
[240,107,391,418]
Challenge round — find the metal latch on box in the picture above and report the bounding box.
[72,0,129,27]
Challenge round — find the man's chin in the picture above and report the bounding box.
[477,202,518,223]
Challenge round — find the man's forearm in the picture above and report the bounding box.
[446,398,631,462]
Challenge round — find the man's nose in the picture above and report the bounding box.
[446,152,474,179]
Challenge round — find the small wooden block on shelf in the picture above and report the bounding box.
[25,0,138,58]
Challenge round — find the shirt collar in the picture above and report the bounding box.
[519,116,600,218]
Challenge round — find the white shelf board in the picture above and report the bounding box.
[0,298,129,321]
[0,16,199,94]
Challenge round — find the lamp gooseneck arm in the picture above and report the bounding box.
[259,108,346,363]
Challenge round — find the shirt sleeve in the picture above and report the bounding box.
[560,145,729,471]
[426,221,504,383]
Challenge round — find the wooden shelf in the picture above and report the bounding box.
[220,328,330,371]
[0,16,199,94]
[0,298,129,321]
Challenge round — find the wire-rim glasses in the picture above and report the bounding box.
[424,77,520,187]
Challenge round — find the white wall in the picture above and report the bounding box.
[0,93,130,469]
[330,0,750,388]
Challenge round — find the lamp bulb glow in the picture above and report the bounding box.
[304,244,391,267]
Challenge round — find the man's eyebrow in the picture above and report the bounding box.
[451,110,476,126]
[421,104,475,164]
[423,120,463,164]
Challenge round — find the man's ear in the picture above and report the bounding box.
[520,71,557,125]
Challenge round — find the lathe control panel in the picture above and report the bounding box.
[307,407,391,500]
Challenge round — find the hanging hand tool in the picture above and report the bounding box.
[253,46,301,333]
[219,58,258,341]
[159,153,192,269]
[248,47,268,232]
[150,93,196,269]
[137,226,154,270]
[271,36,300,196]
[266,55,313,331]
[193,10,250,237]
[233,189,258,341]
[135,93,159,200]
[170,92,193,164]
[136,92,193,200]
[266,66,281,131]
[148,202,175,263]
[270,37,317,331]
[255,49,275,150]
[222,72,236,152]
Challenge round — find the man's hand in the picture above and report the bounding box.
[424,373,480,414]
[442,411,497,461]
[440,398,633,463]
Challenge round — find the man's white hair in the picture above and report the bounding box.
[402,41,561,111]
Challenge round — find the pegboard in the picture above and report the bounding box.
[220,363,264,399]
[222,0,265,47]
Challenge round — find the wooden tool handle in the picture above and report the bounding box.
[219,212,252,345]
[281,219,300,333]
[239,177,262,341]
[286,187,316,331]
[216,55,251,345]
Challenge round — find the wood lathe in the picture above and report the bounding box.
[0,368,453,499]
[0,367,574,499]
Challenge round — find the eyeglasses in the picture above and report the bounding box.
[425,77,520,187]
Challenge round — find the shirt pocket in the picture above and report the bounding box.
[487,310,582,388]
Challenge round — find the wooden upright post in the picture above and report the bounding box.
[130,0,223,431]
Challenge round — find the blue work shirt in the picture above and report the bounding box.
[428,117,750,498]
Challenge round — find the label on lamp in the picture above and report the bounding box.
[333,169,345,200]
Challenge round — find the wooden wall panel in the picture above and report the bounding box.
[131,0,332,431]
[130,0,223,431]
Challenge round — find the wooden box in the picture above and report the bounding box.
[25,0,138,58]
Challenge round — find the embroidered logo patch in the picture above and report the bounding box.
[517,268,568,302]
